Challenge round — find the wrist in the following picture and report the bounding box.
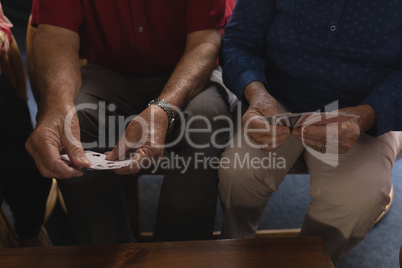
[244,81,276,105]
[356,104,376,132]
[38,97,75,118]
[148,98,176,134]
[342,104,376,132]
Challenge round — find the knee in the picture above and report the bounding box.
[314,182,391,233]
[347,187,390,226]
[218,164,240,197]
[218,162,269,208]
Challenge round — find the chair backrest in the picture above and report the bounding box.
[0,35,27,100]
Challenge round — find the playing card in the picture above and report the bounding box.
[296,112,359,127]
[292,112,317,128]
[277,115,290,127]
[60,150,131,170]
[264,113,292,126]
[264,112,359,129]
[287,114,302,128]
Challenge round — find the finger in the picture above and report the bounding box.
[292,126,328,141]
[106,119,147,161]
[62,109,91,167]
[245,123,290,147]
[114,148,151,175]
[106,137,132,161]
[62,136,91,168]
[47,159,85,179]
[294,134,354,154]
[296,137,326,153]
[260,136,289,151]
[62,115,91,167]
[252,130,290,149]
[244,115,290,135]
[27,141,84,178]
[26,130,84,178]
[294,124,357,154]
[41,145,85,178]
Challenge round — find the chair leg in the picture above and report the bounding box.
[0,207,19,248]
[44,179,59,223]
[374,184,394,225]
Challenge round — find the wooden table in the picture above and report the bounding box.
[0,237,333,268]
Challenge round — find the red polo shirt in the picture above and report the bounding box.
[31,0,234,75]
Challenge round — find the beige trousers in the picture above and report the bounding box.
[218,116,401,264]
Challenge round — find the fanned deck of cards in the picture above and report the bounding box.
[61,150,131,170]
[264,112,359,129]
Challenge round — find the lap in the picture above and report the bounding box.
[305,131,399,204]
[76,64,233,151]
[220,128,401,197]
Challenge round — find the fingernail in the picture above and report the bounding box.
[80,156,91,165]
[74,171,84,177]
[105,152,114,160]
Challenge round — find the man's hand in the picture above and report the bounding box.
[243,82,290,151]
[291,104,376,154]
[106,105,168,175]
[26,104,91,178]
[25,23,87,178]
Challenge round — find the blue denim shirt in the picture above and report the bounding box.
[221,0,402,136]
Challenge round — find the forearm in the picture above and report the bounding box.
[341,104,376,132]
[33,24,81,112]
[244,81,277,105]
[158,29,221,109]
[221,0,276,101]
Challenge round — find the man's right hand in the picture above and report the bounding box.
[26,103,91,179]
[242,82,290,151]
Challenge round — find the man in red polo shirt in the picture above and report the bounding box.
[27,0,235,243]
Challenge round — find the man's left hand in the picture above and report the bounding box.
[105,105,168,174]
[291,104,376,154]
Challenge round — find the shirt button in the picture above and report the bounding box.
[138,26,144,32]
[330,25,337,31]
[335,9,340,13]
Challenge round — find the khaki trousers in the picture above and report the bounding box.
[218,110,401,265]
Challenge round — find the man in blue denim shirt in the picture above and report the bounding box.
[219,0,402,265]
